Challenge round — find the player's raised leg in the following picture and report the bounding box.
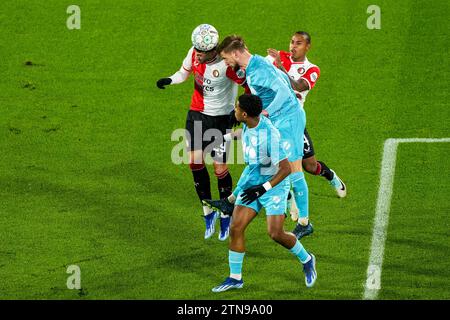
[303,157,347,198]
[302,128,347,198]
[302,129,346,198]
[212,205,257,292]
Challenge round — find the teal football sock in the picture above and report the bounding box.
[289,240,311,264]
[229,250,245,280]
[291,171,309,220]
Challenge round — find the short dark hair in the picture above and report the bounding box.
[238,94,263,117]
[217,35,247,54]
[294,31,311,44]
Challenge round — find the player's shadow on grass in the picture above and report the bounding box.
[0,173,174,242]
[157,244,225,278]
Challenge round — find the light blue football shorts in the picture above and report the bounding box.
[235,179,290,215]
[271,108,306,162]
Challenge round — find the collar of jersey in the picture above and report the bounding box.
[290,56,309,64]
[204,54,219,65]
[246,54,256,72]
[247,116,262,131]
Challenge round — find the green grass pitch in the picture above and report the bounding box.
[0,0,448,299]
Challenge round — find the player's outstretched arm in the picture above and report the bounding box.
[266,48,310,93]
[241,158,291,204]
[156,65,191,89]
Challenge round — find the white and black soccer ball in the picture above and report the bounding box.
[191,24,219,52]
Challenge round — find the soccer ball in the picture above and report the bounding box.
[191,24,219,52]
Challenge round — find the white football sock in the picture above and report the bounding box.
[230,273,242,281]
[298,217,309,226]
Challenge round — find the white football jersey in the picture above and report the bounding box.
[181,47,247,116]
[267,51,320,107]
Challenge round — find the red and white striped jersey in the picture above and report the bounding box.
[268,51,320,107]
[181,47,247,116]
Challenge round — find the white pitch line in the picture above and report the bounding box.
[363,138,450,300]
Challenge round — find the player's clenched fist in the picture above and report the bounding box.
[156,78,172,89]
[241,182,272,204]
[267,48,282,68]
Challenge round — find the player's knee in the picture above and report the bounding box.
[189,151,204,167]
[267,228,284,242]
[230,222,244,238]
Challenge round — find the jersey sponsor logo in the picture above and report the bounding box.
[247,146,257,160]
[272,196,281,204]
[310,72,318,82]
[194,74,215,92]
[212,69,220,78]
[298,67,305,75]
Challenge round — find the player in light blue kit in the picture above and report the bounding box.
[204,35,313,240]
[211,94,316,292]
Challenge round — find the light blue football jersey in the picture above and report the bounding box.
[245,54,302,120]
[244,54,307,162]
[237,116,288,189]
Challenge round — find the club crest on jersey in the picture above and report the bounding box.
[298,67,305,75]
[212,70,220,78]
